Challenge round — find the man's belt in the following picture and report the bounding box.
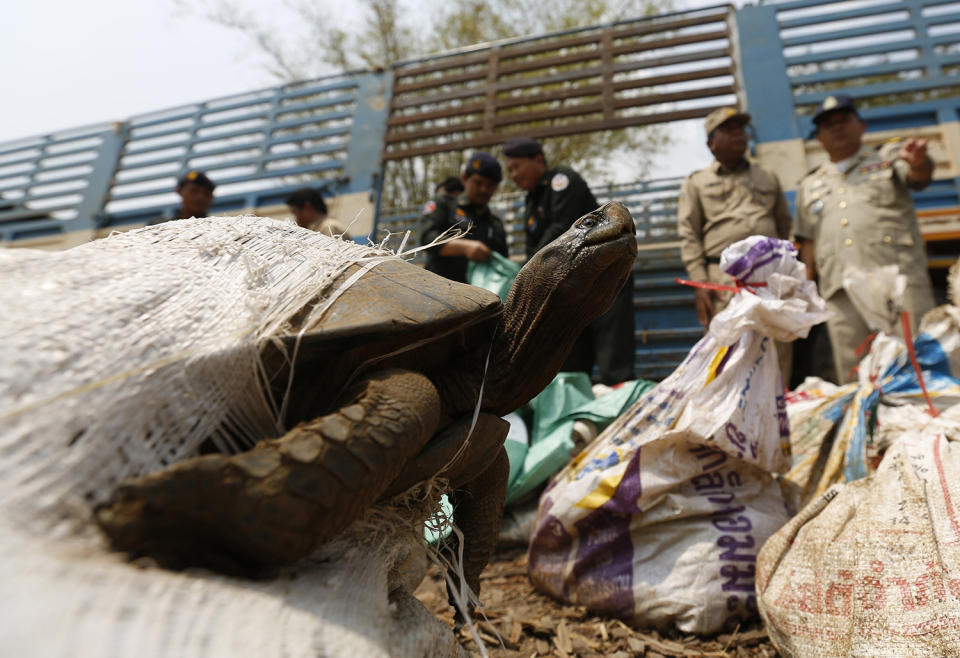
[705,256,722,265]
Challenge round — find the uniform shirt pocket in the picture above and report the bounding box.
[868,231,916,270]
[863,167,897,206]
[751,180,777,208]
[699,182,729,216]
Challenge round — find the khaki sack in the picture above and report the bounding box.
[758,428,960,656]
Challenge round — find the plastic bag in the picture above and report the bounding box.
[506,372,593,504]
[505,375,655,504]
[841,264,905,334]
[779,378,857,514]
[528,237,830,633]
[466,251,520,303]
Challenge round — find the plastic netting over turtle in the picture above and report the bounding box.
[0,216,397,532]
[0,217,469,657]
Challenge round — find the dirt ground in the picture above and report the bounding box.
[414,546,779,658]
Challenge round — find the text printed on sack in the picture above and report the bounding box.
[691,445,761,630]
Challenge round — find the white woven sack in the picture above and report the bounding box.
[528,237,829,634]
[0,217,465,657]
[0,216,398,532]
[758,424,960,657]
[0,509,466,658]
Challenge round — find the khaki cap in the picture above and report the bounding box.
[704,107,751,136]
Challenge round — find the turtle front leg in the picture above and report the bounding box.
[443,446,510,623]
[96,369,442,573]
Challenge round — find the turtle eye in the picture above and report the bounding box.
[579,216,598,229]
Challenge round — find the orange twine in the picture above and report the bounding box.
[674,278,767,294]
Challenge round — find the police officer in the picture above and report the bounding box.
[503,137,599,259]
[504,136,635,384]
[796,94,936,383]
[418,151,508,284]
[678,108,793,326]
[434,176,465,199]
[151,170,216,224]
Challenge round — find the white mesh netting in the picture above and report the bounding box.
[0,217,467,657]
[1,216,395,532]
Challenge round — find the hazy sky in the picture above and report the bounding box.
[1,0,740,174]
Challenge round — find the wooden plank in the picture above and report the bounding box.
[390,85,487,110]
[393,69,488,95]
[387,101,486,126]
[382,105,724,159]
[393,9,728,80]
[602,32,614,121]
[612,47,732,73]
[484,50,499,134]
[385,119,485,144]
[490,85,734,130]
[612,65,733,92]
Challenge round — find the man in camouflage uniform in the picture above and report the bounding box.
[418,151,508,284]
[796,94,936,383]
[678,108,793,382]
[504,136,635,384]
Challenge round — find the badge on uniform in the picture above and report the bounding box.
[859,161,892,174]
[551,173,569,192]
[455,208,466,218]
[527,215,537,231]
[810,199,824,215]
[422,200,436,214]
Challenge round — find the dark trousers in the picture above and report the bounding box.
[561,276,635,385]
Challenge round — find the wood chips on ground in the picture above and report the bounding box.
[414,547,779,658]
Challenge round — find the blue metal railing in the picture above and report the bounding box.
[0,71,390,242]
[750,0,960,138]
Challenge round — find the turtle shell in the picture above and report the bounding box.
[264,258,503,428]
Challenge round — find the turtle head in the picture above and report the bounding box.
[481,201,637,415]
[525,201,637,315]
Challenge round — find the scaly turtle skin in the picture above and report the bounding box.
[96,201,638,601]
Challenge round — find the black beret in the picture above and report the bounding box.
[502,136,543,158]
[463,151,503,183]
[177,170,216,191]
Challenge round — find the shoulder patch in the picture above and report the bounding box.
[551,173,570,192]
[422,200,436,214]
[455,208,466,218]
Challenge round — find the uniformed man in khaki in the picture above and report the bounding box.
[678,108,793,380]
[796,94,936,383]
[678,108,793,323]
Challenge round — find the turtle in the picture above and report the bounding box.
[96,201,638,604]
